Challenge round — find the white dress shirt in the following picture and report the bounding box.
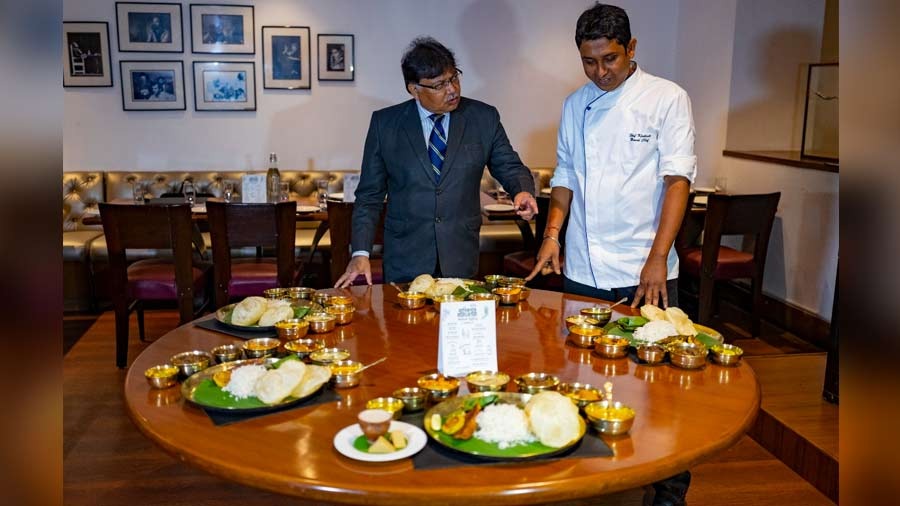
[549,64,697,290]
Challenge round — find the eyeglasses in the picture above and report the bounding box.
[416,69,462,93]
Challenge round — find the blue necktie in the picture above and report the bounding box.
[428,113,447,182]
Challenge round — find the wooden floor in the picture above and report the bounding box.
[64,310,835,505]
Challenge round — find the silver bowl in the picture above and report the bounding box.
[366,397,405,419]
[242,337,280,359]
[210,344,243,364]
[558,382,603,410]
[465,370,511,392]
[392,387,428,412]
[169,350,212,379]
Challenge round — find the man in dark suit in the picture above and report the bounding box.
[335,37,538,287]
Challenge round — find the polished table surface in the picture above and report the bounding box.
[124,285,760,505]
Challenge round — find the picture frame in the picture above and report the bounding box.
[189,4,254,54]
[262,26,311,90]
[62,21,113,87]
[192,61,256,111]
[317,34,354,81]
[800,62,838,163]
[120,60,186,111]
[115,2,184,53]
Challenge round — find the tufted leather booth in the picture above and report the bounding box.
[63,172,105,310]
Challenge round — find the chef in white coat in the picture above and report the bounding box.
[528,2,696,311]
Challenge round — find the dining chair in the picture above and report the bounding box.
[100,202,212,368]
[327,200,385,286]
[678,192,781,336]
[206,199,301,309]
[502,195,568,289]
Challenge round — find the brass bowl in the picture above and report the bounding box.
[283,338,326,360]
[568,323,605,348]
[330,359,363,388]
[169,350,212,379]
[565,314,600,330]
[312,291,331,306]
[325,304,355,325]
[417,373,460,401]
[668,342,708,369]
[432,294,465,312]
[709,344,743,366]
[515,285,531,302]
[465,370,511,392]
[585,400,636,436]
[263,287,288,300]
[144,364,179,389]
[210,344,243,364]
[492,286,522,305]
[558,382,603,410]
[594,335,630,359]
[306,312,337,333]
[484,274,504,288]
[467,292,499,307]
[636,344,667,365]
[498,276,524,287]
[329,295,354,306]
[366,397,405,419]
[392,387,428,412]
[286,286,316,300]
[275,318,310,340]
[242,337,280,359]
[514,372,560,393]
[397,291,427,309]
[309,347,350,365]
[580,305,613,326]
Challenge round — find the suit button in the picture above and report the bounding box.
[435,217,442,223]
[435,189,442,195]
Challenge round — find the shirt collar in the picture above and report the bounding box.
[415,99,448,122]
[587,61,642,100]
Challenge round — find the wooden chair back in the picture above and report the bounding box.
[700,192,781,279]
[327,200,386,285]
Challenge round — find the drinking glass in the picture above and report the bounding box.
[132,182,144,205]
[279,181,291,202]
[183,181,196,206]
[316,179,329,210]
[223,181,234,203]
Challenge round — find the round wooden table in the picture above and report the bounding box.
[124,285,760,505]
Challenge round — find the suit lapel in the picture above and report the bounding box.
[401,101,436,184]
[438,101,467,185]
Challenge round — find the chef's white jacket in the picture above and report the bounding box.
[549,64,697,290]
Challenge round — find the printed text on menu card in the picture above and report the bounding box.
[437,300,497,377]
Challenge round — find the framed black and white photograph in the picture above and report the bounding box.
[120,60,185,110]
[189,4,254,54]
[317,34,354,81]
[63,22,113,87]
[262,26,310,90]
[115,2,183,52]
[192,61,256,111]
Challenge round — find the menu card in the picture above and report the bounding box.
[342,173,359,202]
[437,300,497,377]
[241,174,266,203]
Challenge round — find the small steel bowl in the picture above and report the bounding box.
[210,344,243,364]
[568,323,605,348]
[498,276,525,287]
[169,350,212,378]
[580,305,613,326]
[263,287,288,300]
[397,291,427,309]
[144,364,179,389]
[594,335,630,359]
[465,370,511,392]
[467,292,500,307]
[286,286,316,300]
[306,312,337,333]
[242,337,280,359]
[585,400,636,436]
[366,397,405,419]
[330,359,363,388]
[417,373,460,401]
[514,372,560,393]
[565,314,600,330]
[275,319,310,340]
[432,294,465,312]
[392,387,428,412]
[325,304,355,325]
[558,382,603,410]
[709,344,744,366]
[283,338,326,360]
[328,295,354,306]
[492,286,522,305]
[309,347,350,365]
[668,342,708,369]
[635,343,667,365]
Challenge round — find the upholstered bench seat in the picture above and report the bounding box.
[64,230,103,262]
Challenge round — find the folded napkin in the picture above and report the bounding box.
[202,387,342,426]
[194,317,277,340]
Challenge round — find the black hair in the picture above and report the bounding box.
[575,3,631,48]
[401,37,458,91]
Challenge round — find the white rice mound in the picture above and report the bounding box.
[223,364,267,399]
[474,403,537,449]
[633,320,678,343]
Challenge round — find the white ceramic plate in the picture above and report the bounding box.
[327,192,344,201]
[296,205,321,213]
[484,204,515,212]
[333,421,426,462]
